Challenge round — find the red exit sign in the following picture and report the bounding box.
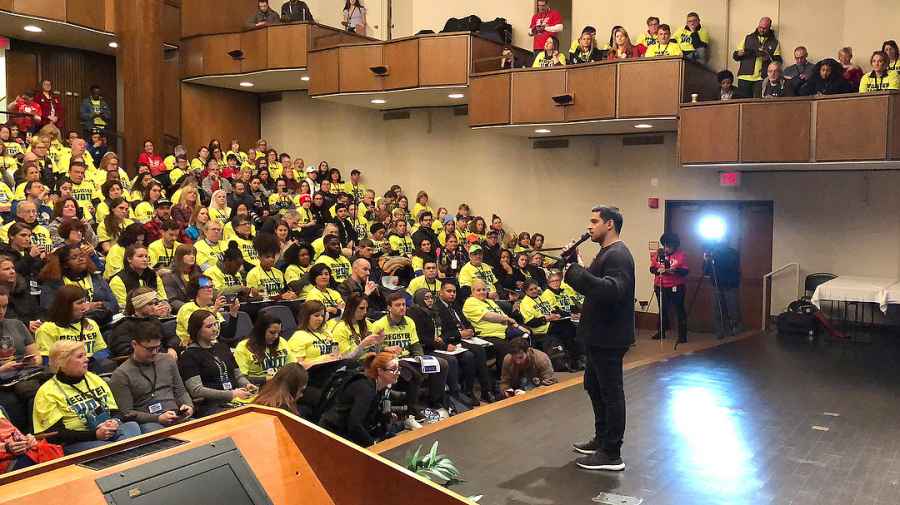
[720,171,741,187]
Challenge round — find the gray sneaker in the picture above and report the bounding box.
[572,437,601,455]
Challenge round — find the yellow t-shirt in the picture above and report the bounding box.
[369,316,419,357]
[540,284,583,313]
[531,52,567,67]
[331,320,376,357]
[346,183,367,202]
[233,338,295,380]
[228,236,259,267]
[673,26,710,53]
[148,239,183,269]
[209,206,232,225]
[411,203,434,220]
[388,234,414,256]
[313,254,351,284]
[350,216,369,240]
[285,264,309,284]
[406,275,439,298]
[35,319,107,357]
[104,243,125,279]
[267,161,284,179]
[33,372,118,433]
[859,71,900,93]
[0,181,14,207]
[3,141,23,158]
[246,266,287,298]
[70,180,98,216]
[109,272,168,308]
[288,328,342,364]
[458,262,498,293]
[462,297,508,338]
[519,294,554,335]
[133,201,155,223]
[204,265,245,291]
[268,193,295,214]
[635,31,658,50]
[194,239,225,271]
[175,301,225,343]
[95,201,135,224]
[311,236,326,259]
[644,42,683,57]
[305,287,344,318]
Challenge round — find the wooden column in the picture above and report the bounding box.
[116,0,163,167]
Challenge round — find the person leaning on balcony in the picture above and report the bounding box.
[859,51,900,93]
[643,25,683,58]
[281,0,314,23]
[532,36,567,68]
[569,28,605,65]
[247,0,280,29]
[606,27,636,60]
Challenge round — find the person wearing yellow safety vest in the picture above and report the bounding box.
[79,85,111,138]
[673,12,710,63]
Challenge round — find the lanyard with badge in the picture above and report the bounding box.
[260,267,282,295]
[137,362,165,414]
[205,347,233,390]
[53,376,110,430]
[310,330,338,356]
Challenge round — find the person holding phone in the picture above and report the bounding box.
[32,340,141,454]
[109,331,194,433]
[175,275,241,347]
[179,310,256,417]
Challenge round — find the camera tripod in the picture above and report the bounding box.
[684,253,736,347]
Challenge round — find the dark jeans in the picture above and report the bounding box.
[737,78,758,98]
[583,346,629,459]
[398,356,449,412]
[655,285,687,341]
[0,378,41,432]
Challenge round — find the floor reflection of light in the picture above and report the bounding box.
[669,385,761,497]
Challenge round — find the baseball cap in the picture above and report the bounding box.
[305,166,317,173]
[299,194,311,204]
[469,244,483,254]
[156,198,173,207]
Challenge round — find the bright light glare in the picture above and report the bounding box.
[697,215,726,242]
[24,25,43,33]
[370,99,386,104]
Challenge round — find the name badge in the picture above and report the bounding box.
[148,402,163,414]
[451,259,458,270]
[222,381,233,391]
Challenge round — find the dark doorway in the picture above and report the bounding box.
[665,200,774,333]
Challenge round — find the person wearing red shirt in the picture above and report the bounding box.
[650,233,689,343]
[137,139,166,180]
[35,79,64,130]
[7,90,42,134]
[528,0,564,56]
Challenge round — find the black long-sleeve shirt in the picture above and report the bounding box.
[319,376,382,447]
[564,241,635,349]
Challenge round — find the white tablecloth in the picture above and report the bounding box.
[810,276,900,313]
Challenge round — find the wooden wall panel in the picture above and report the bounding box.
[891,94,900,160]
[0,0,12,10]
[470,36,505,74]
[180,37,205,78]
[510,70,566,124]
[103,0,115,32]
[815,96,888,161]
[267,24,309,69]
[679,105,740,163]
[161,2,181,46]
[118,0,163,164]
[308,49,340,95]
[418,35,469,86]
[13,0,64,20]
[469,74,510,126]
[180,83,258,154]
[617,58,681,118]
[5,50,38,100]
[339,45,383,93]
[204,33,242,75]
[66,0,105,31]
[565,64,616,121]
[240,28,268,73]
[382,39,418,90]
[162,53,181,141]
[181,0,243,38]
[740,101,811,162]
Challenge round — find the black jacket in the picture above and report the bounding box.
[798,59,852,96]
[319,375,383,447]
[564,241,635,348]
[407,305,444,353]
[411,227,438,250]
[281,0,314,22]
[434,298,471,343]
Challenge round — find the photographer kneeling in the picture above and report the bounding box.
[650,233,689,343]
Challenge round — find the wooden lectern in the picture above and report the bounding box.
[0,406,473,505]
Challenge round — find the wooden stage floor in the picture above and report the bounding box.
[378,330,900,505]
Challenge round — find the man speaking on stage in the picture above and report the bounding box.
[563,205,635,472]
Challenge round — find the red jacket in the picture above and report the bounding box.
[529,9,562,50]
[9,97,42,133]
[139,152,165,176]
[651,249,689,288]
[35,92,64,130]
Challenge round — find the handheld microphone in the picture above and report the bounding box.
[561,232,591,259]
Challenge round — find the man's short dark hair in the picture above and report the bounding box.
[510,337,530,354]
[440,279,456,290]
[133,323,163,344]
[350,169,361,176]
[161,219,180,231]
[592,205,623,234]
[717,70,734,83]
[687,12,700,19]
[386,292,405,306]
[647,16,660,24]
[658,24,671,33]
[418,211,432,222]
[357,238,374,248]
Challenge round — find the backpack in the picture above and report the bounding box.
[479,17,513,45]
[441,15,482,33]
[775,299,819,339]
[310,364,367,423]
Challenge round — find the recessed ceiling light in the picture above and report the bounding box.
[370,99,386,104]
[634,123,653,129]
[108,41,118,48]
[300,76,310,81]
[448,93,465,99]
[24,25,42,33]
[239,81,254,88]
[534,128,551,134]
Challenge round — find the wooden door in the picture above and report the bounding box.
[665,201,773,333]
[5,50,39,102]
[42,50,85,133]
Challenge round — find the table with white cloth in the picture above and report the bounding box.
[810,276,899,314]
